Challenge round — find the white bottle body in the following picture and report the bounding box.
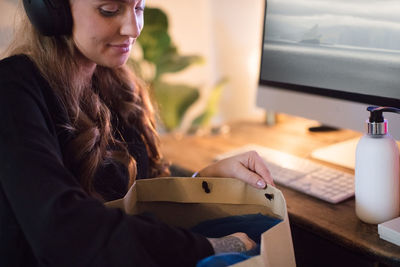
[355,133,400,224]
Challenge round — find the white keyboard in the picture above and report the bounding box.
[216,144,355,204]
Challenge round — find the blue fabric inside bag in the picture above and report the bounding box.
[191,213,281,267]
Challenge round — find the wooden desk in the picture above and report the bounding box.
[160,114,400,267]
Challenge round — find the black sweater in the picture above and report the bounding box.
[0,55,213,267]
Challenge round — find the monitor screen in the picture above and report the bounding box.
[257,0,400,140]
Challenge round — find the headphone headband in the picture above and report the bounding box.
[23,0,72,36]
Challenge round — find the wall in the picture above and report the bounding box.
[147,0,265,124]
[0,0,18,52]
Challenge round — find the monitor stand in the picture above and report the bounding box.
[311,137,360,170]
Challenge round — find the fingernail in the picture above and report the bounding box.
[256,179,266,188]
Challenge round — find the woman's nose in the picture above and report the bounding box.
[120,10,142,38]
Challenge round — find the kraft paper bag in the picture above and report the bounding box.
[105,177,296,267]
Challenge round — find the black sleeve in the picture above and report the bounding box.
[0,80,213,266]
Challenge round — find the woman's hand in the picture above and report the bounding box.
[207,232,256,254]
[196,151,274,189]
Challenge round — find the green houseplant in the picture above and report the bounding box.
[128,7,225,133]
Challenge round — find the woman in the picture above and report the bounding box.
[0,0,274,266]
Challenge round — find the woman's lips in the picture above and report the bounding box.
[109,43,132,53]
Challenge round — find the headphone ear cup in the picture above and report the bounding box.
[23,0,72,36]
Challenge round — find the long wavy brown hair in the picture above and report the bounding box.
[3,3,170,197]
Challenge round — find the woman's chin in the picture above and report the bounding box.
[98,54,130,68]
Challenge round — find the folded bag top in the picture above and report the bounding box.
[105,177,296,267]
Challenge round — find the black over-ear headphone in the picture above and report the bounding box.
[23,0,72,36]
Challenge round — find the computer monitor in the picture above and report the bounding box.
[257,0,400,168]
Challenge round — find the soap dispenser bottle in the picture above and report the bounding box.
[355,106,400,224]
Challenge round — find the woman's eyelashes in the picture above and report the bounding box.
[98,1,145,18]
[135,5,145,12]
[99,4,121,17]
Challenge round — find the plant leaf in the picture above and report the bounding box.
[138,8,171,64]
[153,81,200,131]
[192,78,227,127]
[157,54,204,77]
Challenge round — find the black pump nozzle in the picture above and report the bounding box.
[367,106,400,123]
